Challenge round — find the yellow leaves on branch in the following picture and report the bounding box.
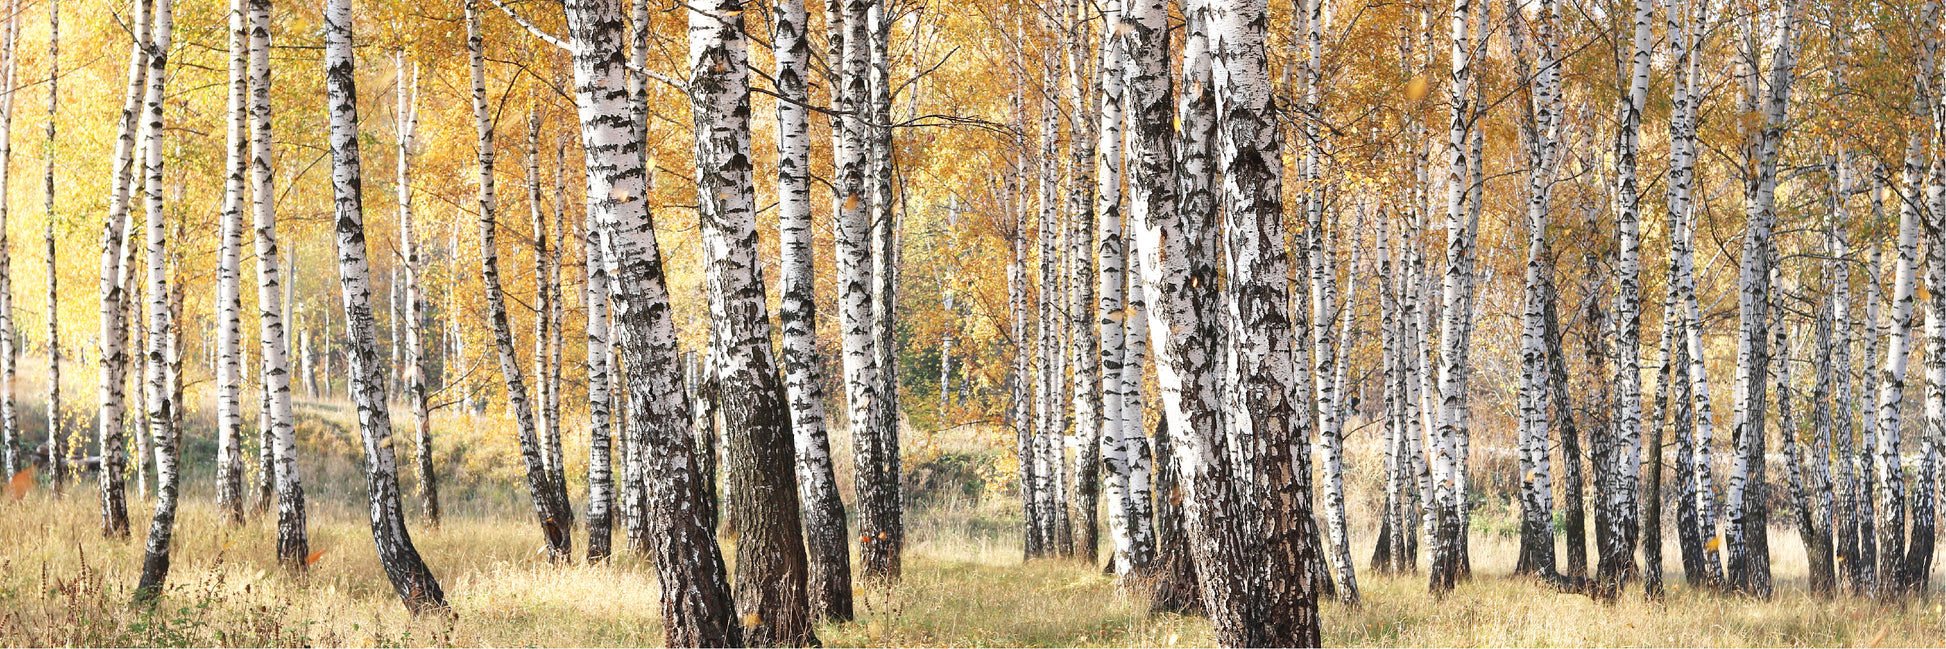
[1404,74,1430,102]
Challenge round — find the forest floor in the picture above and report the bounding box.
[4,488,1944,647]
[1,391,1942,646]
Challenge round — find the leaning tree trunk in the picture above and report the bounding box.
[131,0,178,601]
[774,0,850,619]
[213,0,247,525]
[566,0,739,642]
[321,4,447,611]
[248,0,306,570]
[467,0,572,561]
[689,1,818,643]
[95,0,151,538]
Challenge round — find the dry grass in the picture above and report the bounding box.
[3,400,1943,647]
[5,490,1942,648]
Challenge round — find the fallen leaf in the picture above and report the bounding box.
[1704,536,1721,553]
[305,549,327,566]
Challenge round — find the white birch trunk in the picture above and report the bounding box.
[132,0,178,597]
[248,0,306,568]
[36,0,57,492]
[213,0,247,524]
[94,0,151,537]
[322,4,447,609]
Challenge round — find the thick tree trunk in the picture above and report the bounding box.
[567,0,739,641]
[322,6,447,610]
[689,1,818,642]
[248,0,306,569]
[837,0,892,578]
[1428,0,1477,595]
[1210,0,1318,641]
[468,0,572,561]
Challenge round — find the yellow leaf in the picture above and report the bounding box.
[609,186,632,202]
[1405,74,1430,102]
[741,612,763,628]
[6,467,32,500]
[844,194,862,212]
[1704,536,1721,553]
[305,549,327,566]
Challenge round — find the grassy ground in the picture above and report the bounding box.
[3,488,1943,647]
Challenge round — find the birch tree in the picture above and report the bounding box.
[1093,0,1138,579]
[94,0,151,538]
[468,0,572,561]
[213,0,247,524]
[248,0,306,568]
[1510,0,1561,578]
[131,0,177,600]
[565,0,739,640]
[1429,0,1477,594]
[0,0,17,494]
[688,0,817,642]
[36,0,56,491]
[773,0,848,617]
[322,3,447,610]
[836,0,892,578]
[862,0,905,578]
[394,54,437,528]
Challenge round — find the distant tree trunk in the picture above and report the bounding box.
[775,0,849,617]
[689,0,817,642]
[95,0,151,537]
[321,5,447,610]
[213,0,247,525]
[1903,3,1945,597]
[1320,210,1363,605]
[1823,42,1862,591]
[1209,0,1317,642]
[1805,273,1838,597]
[1008,89,1038,559]
[37,0,57,491]
[1034,70,1063,558]
[1877,101,1927,597]
[468,0,571,561]
[394,55,436,529]
[567,0,740,640]
[1858,243,1884,596]
[583,172,613,560]
[0,0,16,490]
[131,0,179,600]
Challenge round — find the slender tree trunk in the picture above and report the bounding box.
[1121,253,1155,573]
[526,113,562,500]
[37,0,57,492]
[860,0,904,578]
[1877,112,1924,599]
[1094,0,1137,579]
[1510,0,1560,580]
[583,161,613,559]
[322,5,447,610]
[1859,242,1886,595]
[774,0,849,616]
[248,0,306,569]
[131,0,178,600]
[0,0,16,492]
[1903,2,1945,597]
[614,0,650,558]
[1007,81,1039,561]
[837,0,889,577]
[1807,273,1839,597]
[1035,68,1063,558]
[212,0,247,525]
[1063,0,1103,568]
[468,0,572,561]
[394,55,437,529]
